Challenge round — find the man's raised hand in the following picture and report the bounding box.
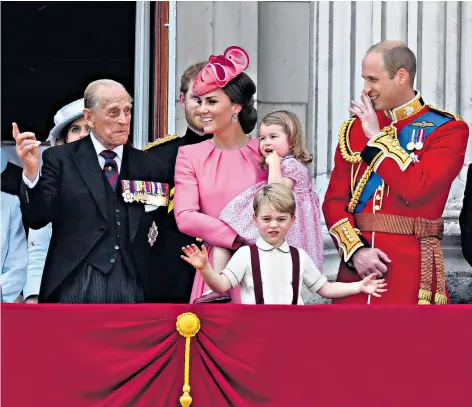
[12,122,41,181]
[348,91,381,139]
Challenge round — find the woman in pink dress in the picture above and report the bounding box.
[174,46,267,303]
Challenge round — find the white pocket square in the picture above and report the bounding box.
[144,205,158,212]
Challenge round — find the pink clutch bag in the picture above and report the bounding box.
[193,292,231,304]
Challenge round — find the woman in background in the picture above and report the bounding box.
[1,148,27,302]
[47,98,89,146]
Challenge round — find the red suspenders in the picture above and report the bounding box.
[250,245,265,304]
[249,245,300,305]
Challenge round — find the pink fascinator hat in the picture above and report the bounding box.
[192,46,250,96]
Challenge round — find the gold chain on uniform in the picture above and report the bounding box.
[341,106,460,213]
[338,118,363,164]
[347,166,374,213]
[338,117,367,212]
[339,119,398,213]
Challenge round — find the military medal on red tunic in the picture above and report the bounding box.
[415,129,425,150]
[407,128,425,151]
[407,129,416,151]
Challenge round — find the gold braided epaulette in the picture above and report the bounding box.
[143,134,180,151]
[427,104,462,121]
[338,117,362,164]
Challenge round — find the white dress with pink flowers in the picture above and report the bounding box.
[219,156,324,271]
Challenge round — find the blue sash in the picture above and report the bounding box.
[354,111,452,213]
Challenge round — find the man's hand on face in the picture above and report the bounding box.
[12,122,41,181]
[352,247,391,278]
[348,90,381,139]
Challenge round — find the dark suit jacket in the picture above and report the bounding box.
[460,164,472,267]
[145,128,212,189]
[20,136,170,302]
[144,128,211,302]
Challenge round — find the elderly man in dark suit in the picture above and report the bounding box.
[460,164,472,268]
[14,79,170,303]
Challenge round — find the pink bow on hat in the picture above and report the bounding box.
[192,46,250,96]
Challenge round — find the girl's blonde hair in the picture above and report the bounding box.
[259,110,313,168]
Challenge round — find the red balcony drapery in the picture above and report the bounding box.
[2,304,472,407]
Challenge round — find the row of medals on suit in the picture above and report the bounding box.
[120,179,169,207]
[124,192,168,207]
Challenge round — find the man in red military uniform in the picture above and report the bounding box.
[323,40,469,304]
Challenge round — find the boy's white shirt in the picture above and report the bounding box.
[222,236,327,304]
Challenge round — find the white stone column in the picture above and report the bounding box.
[174,1,258,136]
[257,1,310,129]
[313,1,332,196]
[133,1,151,149]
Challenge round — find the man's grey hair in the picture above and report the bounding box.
[84,79,133,110]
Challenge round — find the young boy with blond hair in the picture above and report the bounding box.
[182,184,386,304]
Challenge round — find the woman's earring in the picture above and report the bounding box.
[232,112,238,123]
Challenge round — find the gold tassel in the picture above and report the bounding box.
[434,293,448,305]
[418,289,432,305]
[176,313,201,407]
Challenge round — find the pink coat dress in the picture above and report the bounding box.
[174,137,267,303]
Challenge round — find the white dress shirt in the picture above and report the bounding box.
[89,132,124,172]
[23,132,124,188]
[24,223,52,300]
[222,236,327,305]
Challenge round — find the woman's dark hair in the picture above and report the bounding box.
[60,122,74,143]
[223,72,257,134]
